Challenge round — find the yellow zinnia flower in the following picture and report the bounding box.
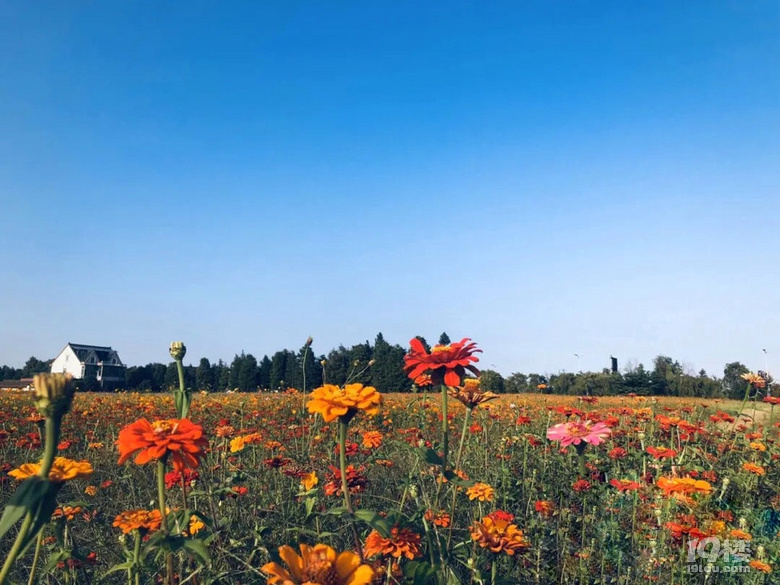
[9,457,93,482]
[466,482,495,502]
[262,543,373,585]
[307,384,381,423]
[301,471,319,491]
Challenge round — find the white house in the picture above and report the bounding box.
[50,343,126,389]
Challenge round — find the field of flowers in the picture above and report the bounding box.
[1,341,778,584]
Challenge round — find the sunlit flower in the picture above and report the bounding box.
[535,500,555,517]
[262,544,373,585]
[307,384,381,423]
[361,431,383,449]
[547,420,611,447]
[113,509,163,534]
[749,560,771,573]
[403,338,481,387]
[53,506,83,521]
[646,446,677,460]
[424,509,451,527]
[301,471,319,491]
[656,476,712,502]
[117,418,208,471]
[363,527,423,560]
[9,457,93,482]
[610,478,642,492]
[84,485,97,496]
[742,462,766,476]
[188,515,205,536]
[470,516,529,555]
[741,372,766,389]
[466,482,495,502]
[449,378,499,410]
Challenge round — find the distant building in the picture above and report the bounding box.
[50,343,126,389]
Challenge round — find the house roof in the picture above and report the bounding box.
[66,343,120,364]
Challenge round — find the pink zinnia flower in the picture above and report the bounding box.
[546,420,611,447]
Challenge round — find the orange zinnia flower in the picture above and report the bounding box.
[117,418,208,471]
[300,471,319,491]
[742,462,766,475]
[361,430,383,449]
[656,476,712,503]
[424,509,451,527]
[307,384,381,423]
[363,527,423,560]
[403,338,481,387]
[466,482,495,502]
[470,516,529,555]
[9,457,93,482]
[449,378,499,410]
[262,544,373,585]
[749,560,772,573]
[741,372,766,389]
[113,509,163,534]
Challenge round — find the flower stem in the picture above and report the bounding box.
[339,419,364,559]
[0,415,62,585]
[441,385,449,473]
[157,459,174,585]
[175,359,188,418]
[27,531,43,585]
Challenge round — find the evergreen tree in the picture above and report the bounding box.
[438,332,451,345]
[258,356,272,389]
[229,353,244,390]
[269,351,288,389]
[164,362,178,389]
[238,354,259,392]
[324,346,351,386]
[196,357,213,391]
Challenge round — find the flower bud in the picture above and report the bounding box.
[33,373,75,417]
[169,341,187,361]
[320,360,326,367]
[305,336,313,347]
[368,359,376,366]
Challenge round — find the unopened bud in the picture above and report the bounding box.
[305,336,313,347]
[34,373,76,417]
[368,359,376,366]
[169,341,186,361]
[320,360,326,367]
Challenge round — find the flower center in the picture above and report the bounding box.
[431,345,452,354]
[566,423,590,437]
[153,420,178,435]
[303,557,339,585]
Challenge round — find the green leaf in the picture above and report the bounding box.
[183,538,211,566]
[443,470,474,488]
[353,509,391,538]
[0,476,49,541]
[418,448,443,466]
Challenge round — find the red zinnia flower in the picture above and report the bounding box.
[403,338,481,387]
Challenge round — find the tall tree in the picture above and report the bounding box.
[196,357,213,391]
[438,332,451,346]
[229,353,244,390]
[258,356,272,389]
[269,351,288,390]
[238,354,259,392]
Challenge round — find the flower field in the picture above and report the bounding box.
[1,348,779,583]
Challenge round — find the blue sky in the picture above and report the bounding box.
[1,1,778,377]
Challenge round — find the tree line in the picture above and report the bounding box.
[0,334,774,399]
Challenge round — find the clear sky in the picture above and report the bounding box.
[1,1,778,377]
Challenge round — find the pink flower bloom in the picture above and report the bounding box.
[546,420,611,447]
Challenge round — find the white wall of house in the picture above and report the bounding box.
[50,346,84,379]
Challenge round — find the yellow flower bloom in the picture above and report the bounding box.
[262,543,373,585]
[301,471,319,491]
[84,485,98,496]
[470,516,529,555]
[466,482,495,502]
[9,457,93,482]
[188,515,205,535]
[307,384,381,423]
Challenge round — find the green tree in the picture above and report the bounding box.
[479,369,505,393]
[269,351,288,390]
[164,362,178,389]
[21,356,52,377]
[196,357,213,391]
[438,332,451,346]
[238,354,259,392]
[229,354,243,390]
[258,356,272,389]
[504,373,528,394]
[723,362,750,400]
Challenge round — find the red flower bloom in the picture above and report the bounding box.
[403,338,481,387]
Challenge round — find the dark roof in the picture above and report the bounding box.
[67,343,119,364]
